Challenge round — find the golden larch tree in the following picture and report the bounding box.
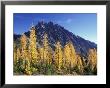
[16,47,21,61]
[20,34,29,72]
[29,26,39,62]
[76,54,84,73]
[39,47,44,61]
[69,41,77,68]
[20,34,27,59]
[64,42,71,67]
[25,58,32,75]
[88,48,97,71]
[43,33,52,64]
[48,46,53,65]
[14,42,17,62]
[64,41,77,68]
[54,41,63,70]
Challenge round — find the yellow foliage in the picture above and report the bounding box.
[64,43,71,65]
[43,33,52,64]
[20,34,27,50]
[16,48,21,61]
[39,47,44,61]
[14,26,97,75]
[29,27,39,62]
[88,48,97,71]
[64,41,77,68]
[43,33,49,60]
[14,52,16,62]
[54,41,63,70]
[76,54,84,73]
[48,47,53,65]
[14,43,17,62]
[20,34,27,59]
[69,42,77,68]
[25,59,32,75]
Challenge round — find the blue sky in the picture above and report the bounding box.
[14,13,97,43]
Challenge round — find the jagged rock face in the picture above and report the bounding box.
[14,21,97,59]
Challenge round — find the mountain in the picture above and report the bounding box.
[14,21,97,59]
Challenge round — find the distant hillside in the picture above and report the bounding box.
[14,21,97,59]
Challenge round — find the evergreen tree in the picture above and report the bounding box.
[20,34,27,59]
[69,41,77,68]
[29,27,39,62]
[14,42,17,62]
[39,47,44,61]
[88,48,97,71]
[54,41,63,70]
[16,47,21,62]
[76,54,84,73]
[64,42,71,68]
[25,58,32,75]
[64,41,77,68]
[43,33,52,64]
